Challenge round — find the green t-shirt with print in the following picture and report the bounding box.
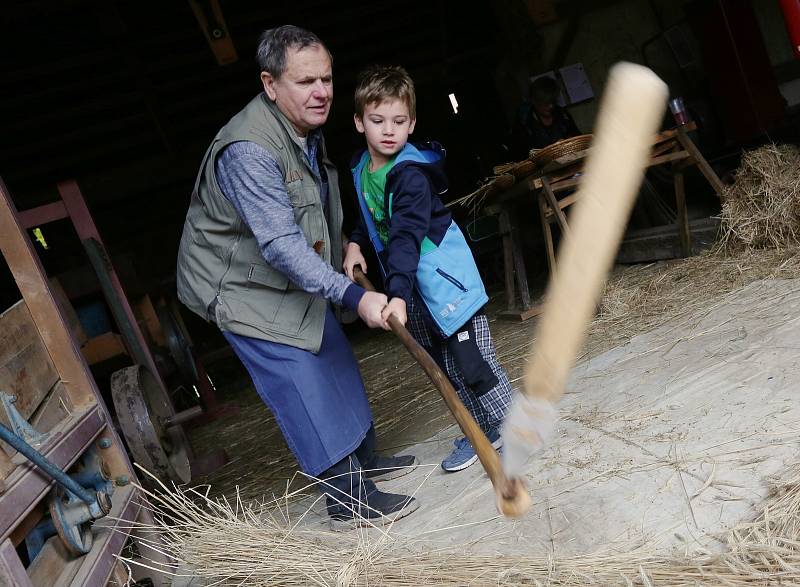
[359,157,395,246]
[359,155,438,255]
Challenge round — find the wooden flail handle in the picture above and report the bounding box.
[352,266,530,516]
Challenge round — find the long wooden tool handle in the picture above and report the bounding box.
[501,63,668,485]
[524,64,667,403]
[352,266,526,511]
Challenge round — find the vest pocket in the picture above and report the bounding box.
[245,264,312,333]
[247,264,289,290]
[286,182,318,207]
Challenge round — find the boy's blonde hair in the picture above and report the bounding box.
[354,65,416,119]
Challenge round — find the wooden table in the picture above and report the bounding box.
[484,122,724,320]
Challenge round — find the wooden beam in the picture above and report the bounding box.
[498,209,516,311]
[676,127,726,196]
[18,201,68,229]
[541,177,571,235]
[189,0,238,66]
[510,214,532,310]
[673,167,691,257]
[537,193,557,274]
[80,332,127,365]
[0,178,94,408]
[28,535,82,587]
[0,538,32,587]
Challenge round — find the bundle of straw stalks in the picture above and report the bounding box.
[719,144,800,250]
[124,461,800,586]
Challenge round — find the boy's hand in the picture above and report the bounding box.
[343,242,367,281]
[381,297,407,328]
[358,291,390,329]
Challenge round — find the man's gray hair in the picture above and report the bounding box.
[256,25,331,78]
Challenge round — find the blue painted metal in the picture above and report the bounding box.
[0,392,48,447]
[49,485,95,554]
[25,519,55,561]
[0,421,96,506]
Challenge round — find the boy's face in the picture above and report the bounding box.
[354,99,416,168]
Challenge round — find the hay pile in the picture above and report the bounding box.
[719,144,800,250]
[125,461,800,586]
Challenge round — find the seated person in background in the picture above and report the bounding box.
[511,76,581,160]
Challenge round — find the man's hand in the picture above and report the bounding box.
[343,242,366,281]
[381,297,407,328]
[358,291,389,329]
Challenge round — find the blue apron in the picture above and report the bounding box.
[223,307,373,476]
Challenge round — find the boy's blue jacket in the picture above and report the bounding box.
[350,142,488,337]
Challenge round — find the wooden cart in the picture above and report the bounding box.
[0,178,170,587]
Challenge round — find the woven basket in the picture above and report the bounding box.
[528,134,593,168]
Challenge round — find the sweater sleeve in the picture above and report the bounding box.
[384,168,432,305]
[215,141,365,311]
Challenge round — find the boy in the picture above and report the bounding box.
[343,65,514,472]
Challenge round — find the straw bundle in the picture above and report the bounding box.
[125,461,800,586]
[719,144,800,250]
[447,173,516,214]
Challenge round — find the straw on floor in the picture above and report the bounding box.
[122,459,800,586]
[166,142,800,584]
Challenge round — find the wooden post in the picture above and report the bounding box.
[510,213,532,310]
[57,180,166,395]
[498,208,516,311]
[537,192,557,275]
[673,167,691,257]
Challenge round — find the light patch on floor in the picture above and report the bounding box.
[287,278,800,558]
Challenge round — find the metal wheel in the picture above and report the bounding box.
[48,485,93,556]
[155,301,199,387]
[111,365,192,483]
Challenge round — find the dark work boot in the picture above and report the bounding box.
[362,454,419,482]
[319,454,419,531]
[353,424,419,482]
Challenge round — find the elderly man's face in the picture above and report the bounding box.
[261,44,332,136]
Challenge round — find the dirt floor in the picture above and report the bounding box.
[187,246,800,505]
[279,276,800,556]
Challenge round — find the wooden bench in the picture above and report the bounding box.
[485,123,724,320]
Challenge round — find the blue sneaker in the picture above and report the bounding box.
[441,428,503,472]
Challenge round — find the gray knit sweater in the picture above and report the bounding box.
[214,138,364,311]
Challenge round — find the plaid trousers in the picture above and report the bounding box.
[407,296,513,432]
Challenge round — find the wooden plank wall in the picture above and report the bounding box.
[0,301,59,428]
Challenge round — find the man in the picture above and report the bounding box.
[511,75,581,159]
[176,25,419,530]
